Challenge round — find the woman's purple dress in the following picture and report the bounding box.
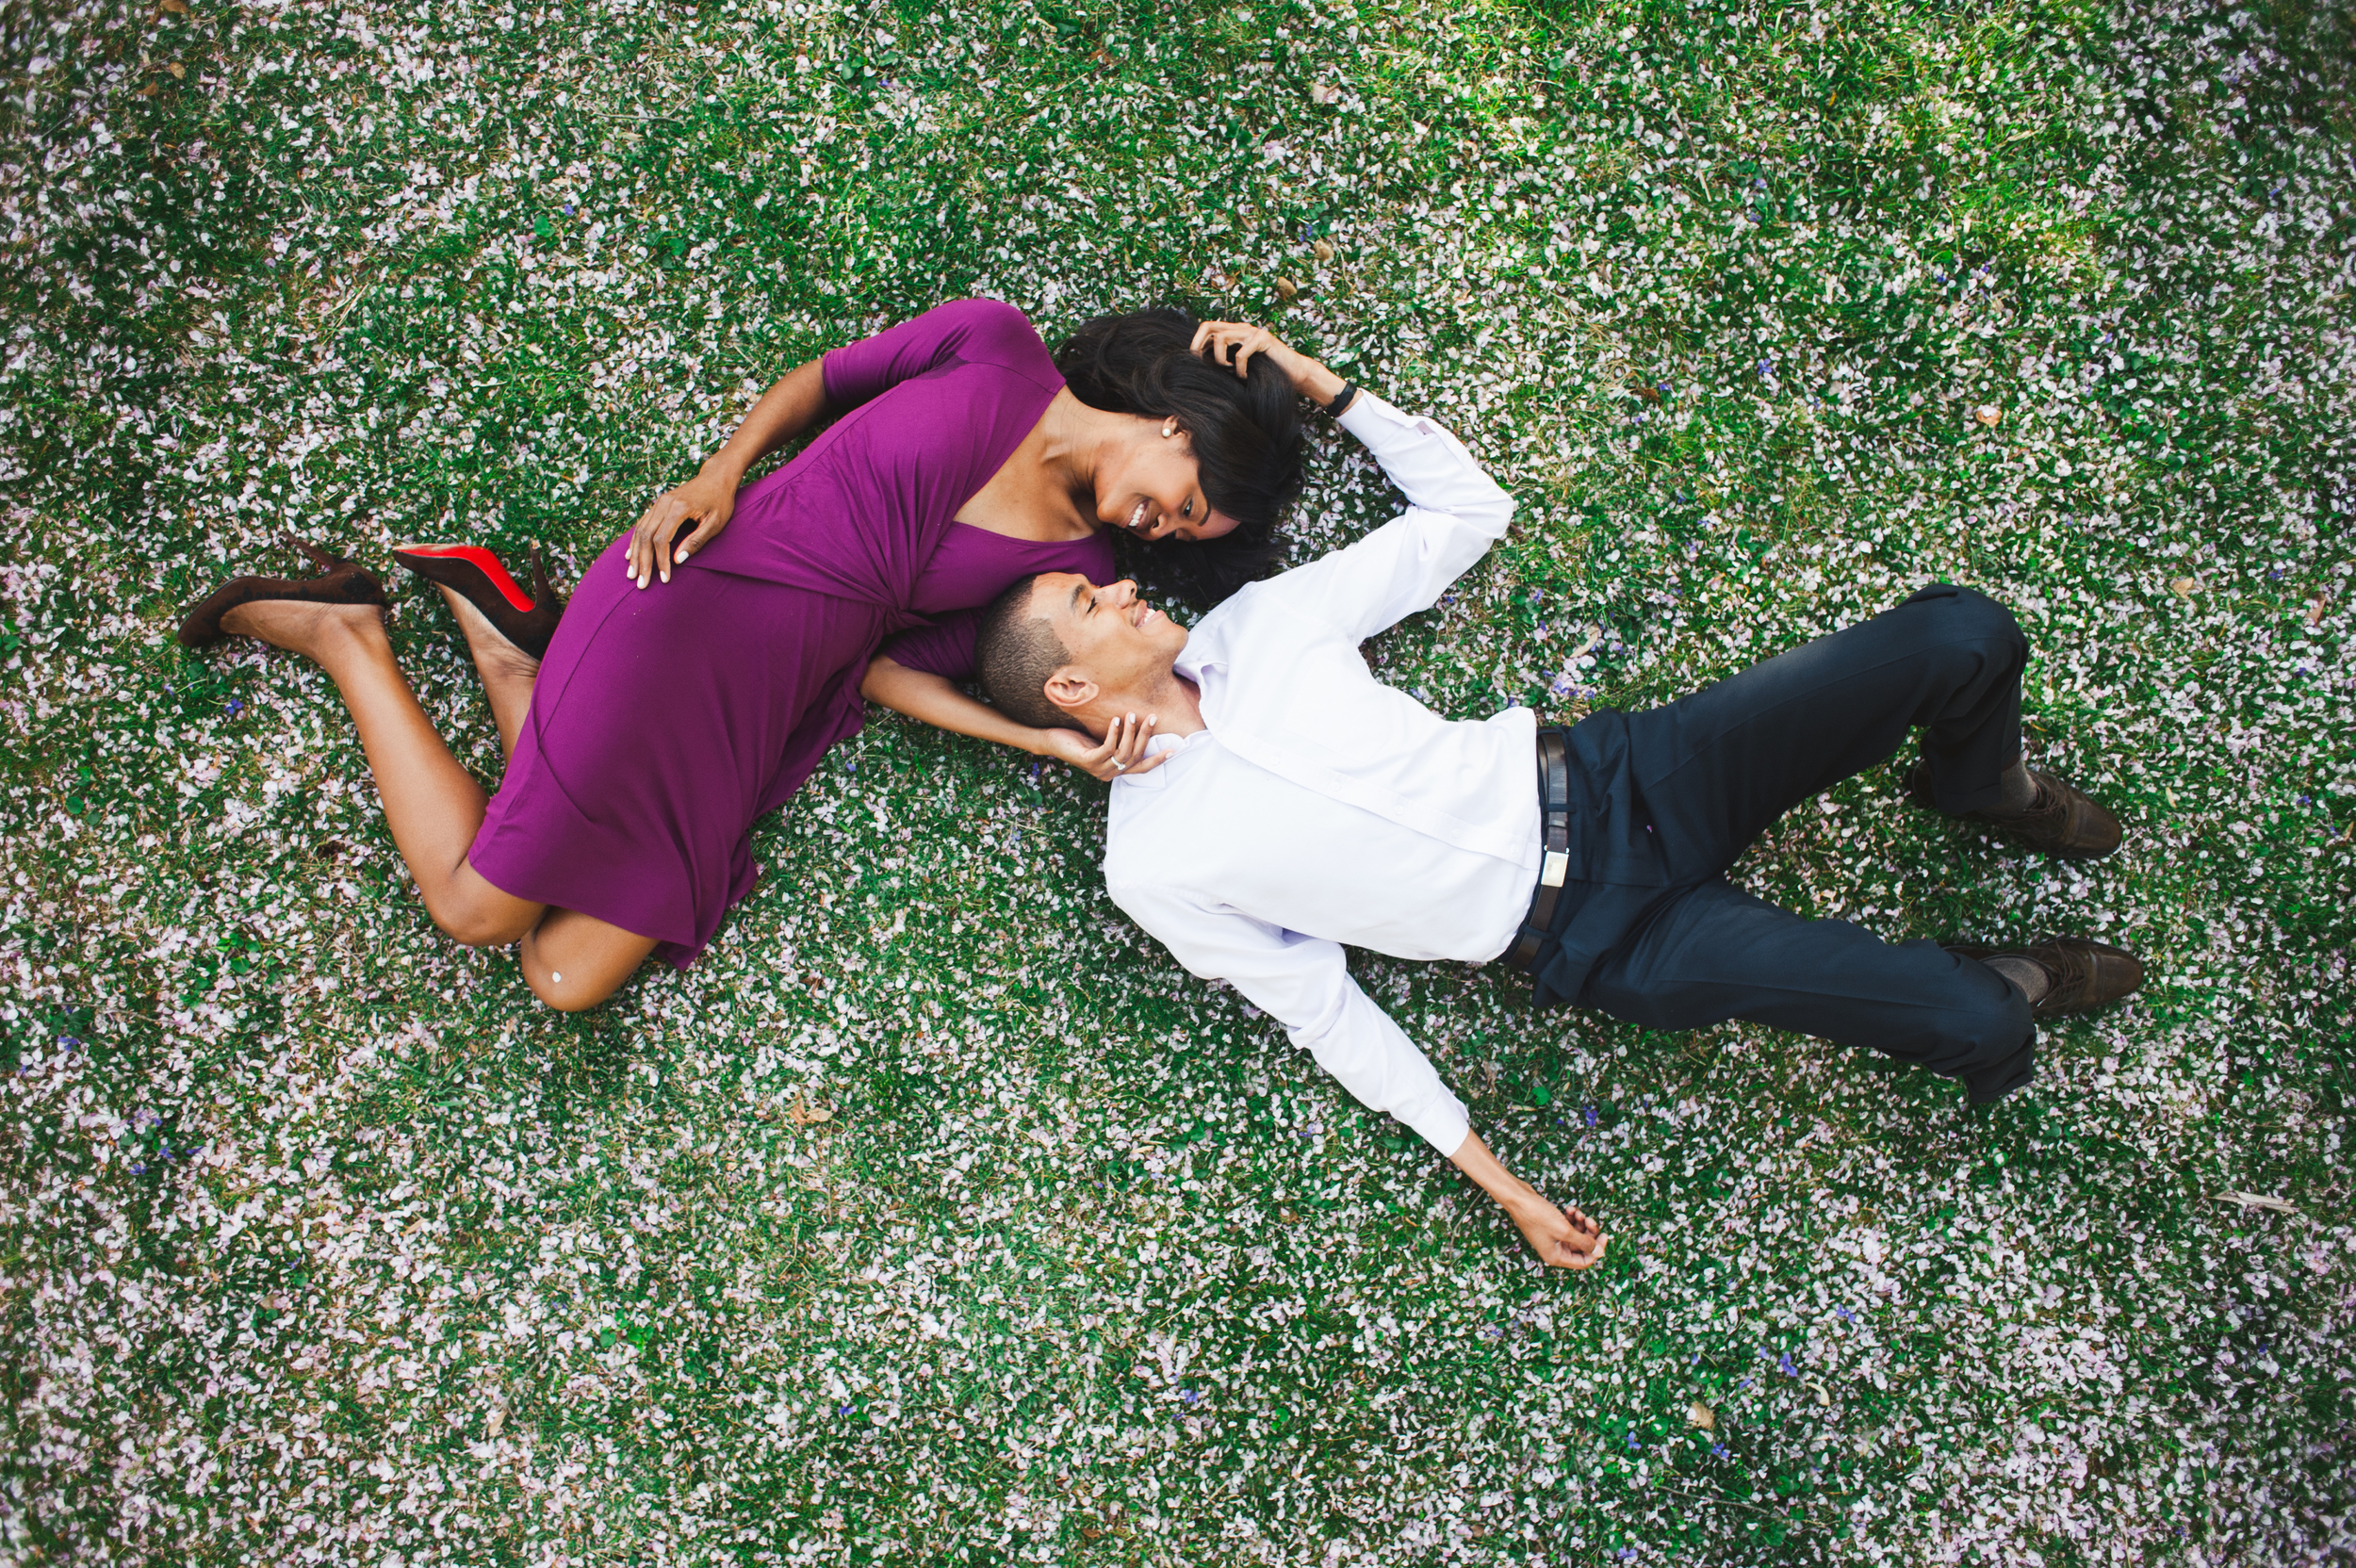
[467,301,1115,966]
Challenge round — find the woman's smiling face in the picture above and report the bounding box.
[1095,419,1242,543]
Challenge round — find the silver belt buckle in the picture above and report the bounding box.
[1541,848,1568,889]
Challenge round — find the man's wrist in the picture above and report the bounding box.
[1295,360,1348,408]
[1496,1182,1554,1223]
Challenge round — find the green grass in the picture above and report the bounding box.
[2,0,2351,1561]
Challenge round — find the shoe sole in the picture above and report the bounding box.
[394,544,538,612]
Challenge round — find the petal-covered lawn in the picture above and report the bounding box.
[2,0,2348,1562]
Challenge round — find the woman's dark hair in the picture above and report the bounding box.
[1055,307,1303,608]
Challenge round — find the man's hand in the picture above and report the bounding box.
[1505,1196,1608,1271]
[1188,320,1350,409]
[1448,1129,1609,1272]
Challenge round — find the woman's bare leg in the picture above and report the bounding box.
[221,598,541,944]
[518,910,663,1012]
[223,597,661,1008]
[430,585,540,761]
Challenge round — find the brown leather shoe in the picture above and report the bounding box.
[1946,937,2146,1018]
[1906,762,2123,858]
[178,535,386,647]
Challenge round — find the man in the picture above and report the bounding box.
[975,330,2143,1271]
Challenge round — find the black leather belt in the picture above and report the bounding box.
[1504,727,1571,972]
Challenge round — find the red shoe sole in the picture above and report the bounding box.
[395,544,535,612]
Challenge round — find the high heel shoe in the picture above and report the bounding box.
[177,535,388,647]
[392,542,566,662]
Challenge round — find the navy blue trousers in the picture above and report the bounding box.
[1526,584,2037,1101]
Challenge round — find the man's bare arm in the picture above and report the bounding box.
[1448,1131,1608,1270]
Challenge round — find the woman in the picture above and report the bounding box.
[178,302,1305,1010]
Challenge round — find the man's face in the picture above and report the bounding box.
[1028,572,1187,718]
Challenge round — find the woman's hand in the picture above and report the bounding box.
[1189,320,1349,408]
[1038,712,1168,782]
[625,465,739,588]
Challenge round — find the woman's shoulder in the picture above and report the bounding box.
[926,299,1060,386]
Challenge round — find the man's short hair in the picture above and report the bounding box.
[976,575,1082,731]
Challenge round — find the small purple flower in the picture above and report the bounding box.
[1710,1442,1730,1459]
[838,1401,853,1415]
[1836,1305,1854,1322]
[1181,1388,1200,1404]
[1625,1429,1641,1449]
[562,202,576,216]
[1738,1377,1752,1390]
[130,1161,146,1174]
[1778,1352,1797,1377]
[225,697,244,716]
[1758,359,1777,379]
[1583,1106,1598,1127]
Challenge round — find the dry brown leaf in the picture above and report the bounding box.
[1687,1401,1715,1430]
[2169,578,2198,598]
[158,0,189,11]
[1312,238,1335,262]
[1973,404,2002,427]
[2308,593,2329,627]
[168,61,185,77]
[1274,276,1300,301]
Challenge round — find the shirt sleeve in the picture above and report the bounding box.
[1257,390,1516,644]
[1108,879,1472,1157]
[876,611,981,682]
[821,299,1048,411]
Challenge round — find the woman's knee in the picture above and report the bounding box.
[426,861,541,948]
[516,915,655,1012]
[522,966,618,1013]
[434,905,535,949]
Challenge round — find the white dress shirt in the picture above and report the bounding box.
[1103,392,1537,1159]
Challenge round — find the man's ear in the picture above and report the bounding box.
[1043,666,1098,719]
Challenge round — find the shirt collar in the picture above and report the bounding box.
[1111,728,1210,791]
